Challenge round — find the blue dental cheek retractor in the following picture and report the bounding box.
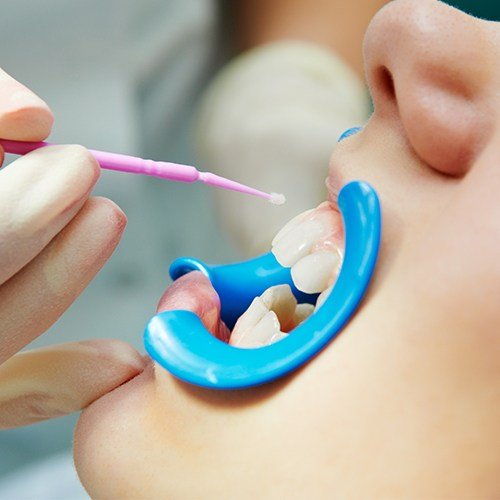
[143,178,381,390]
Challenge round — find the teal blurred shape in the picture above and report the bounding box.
[443,0,499,21]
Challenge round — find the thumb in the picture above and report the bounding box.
[0,68,54,144]
[0,340,145,429]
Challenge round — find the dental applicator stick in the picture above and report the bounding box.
[0,139,286,204]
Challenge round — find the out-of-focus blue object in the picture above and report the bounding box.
[338,126,362,142]
[144,180,381,389]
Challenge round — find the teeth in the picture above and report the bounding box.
[247,311,281,346]
[230,296,268,337]
[269,331,288,344]
[260,285,297,331]
[231,202,343,349]
[272,219,324,267]
[291,250,340,294]
[292,303,315,326]
[230,310,281,348]
[230,284,313,348]
[271,202,344,299]
[272,203,343,271]
[315,285,333,310]
[272,209,315,247]
[230,286,292,348]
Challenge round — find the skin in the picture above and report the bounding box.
[226,0,388,76]
[74,1,500,498]
[0,68,145,429]
[0,0,378,432]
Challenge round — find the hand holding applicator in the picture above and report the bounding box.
[0,139,286,205]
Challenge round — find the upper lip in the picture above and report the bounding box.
[325,175,341,208]
[327,136,357,206]
[326,158,345,208]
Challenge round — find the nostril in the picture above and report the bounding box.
[377,66,396,100]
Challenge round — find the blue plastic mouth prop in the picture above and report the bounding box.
[144,180,381,390]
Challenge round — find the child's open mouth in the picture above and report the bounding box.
[229,201,345,348]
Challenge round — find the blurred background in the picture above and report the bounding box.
[0,1,236,497]
[0,0,498,498]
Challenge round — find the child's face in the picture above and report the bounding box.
[74,1,500,497]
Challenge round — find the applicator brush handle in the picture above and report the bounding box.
[0,139,284,203]
[0,139,199,182]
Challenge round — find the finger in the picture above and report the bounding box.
[0,340,145,429]
[0,68,54,143]
[0,145,100,285]
[0,197,126,363]
[157,272,230,341]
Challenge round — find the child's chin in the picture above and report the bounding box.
[73,363,155,497]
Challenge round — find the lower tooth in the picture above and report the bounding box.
[260,285,297,331]
[292,303,315,327]
[233,311,281,348]
[230,284,320,348]
[269,331,288,344]
[231,297,268,336]
[316,285,333,310]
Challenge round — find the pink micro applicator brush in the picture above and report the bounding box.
[0,139,286,205]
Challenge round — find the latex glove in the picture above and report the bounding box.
[0,68,144,429]
[195,41,369,256]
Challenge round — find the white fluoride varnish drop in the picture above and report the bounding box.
[269,192,286,205]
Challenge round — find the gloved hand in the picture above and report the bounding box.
[0,68,144,429]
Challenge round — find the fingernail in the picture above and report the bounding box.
[0,76,54,140]
[9,90,49,109]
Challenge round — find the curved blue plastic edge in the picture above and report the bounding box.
[144,181,381,389]
[338,126,362,142]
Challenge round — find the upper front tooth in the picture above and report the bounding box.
[272,219,324,267]
[260,284,297,331]
[272,209,315,247]
[291,250,340,294]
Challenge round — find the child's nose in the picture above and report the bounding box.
[363,0,496,177]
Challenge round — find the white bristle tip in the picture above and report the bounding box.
[269,192,286,205]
